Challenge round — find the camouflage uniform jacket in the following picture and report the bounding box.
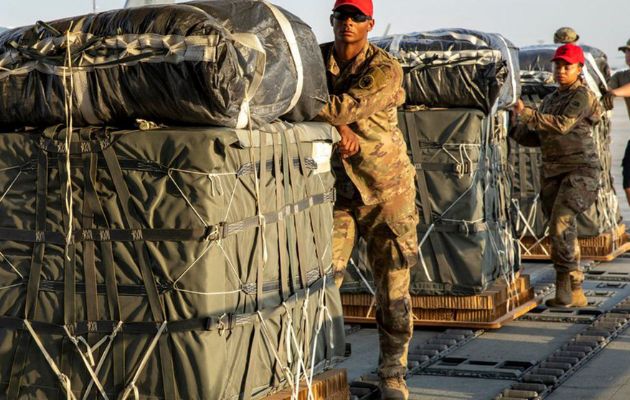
[317,42,416,205]
[511,79,603,177]
[608,69,630,118]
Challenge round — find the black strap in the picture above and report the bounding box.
[293,126,326,278]
[273,135,290,301]
[57,154,78,328]
[80,130,100,399]
[403,111,455,287]
[8,150,48,399]
[81,135,99,326]
[0,190,335,245]
[37,133,113,155]
[101,147,163,321]
[0,272,332,337]
[529,148,544,231]
[280,130,300,292]
[101,146,176,399]
[81,133,126,390]
[418,221,489,234]
[518,146,528,201]
[413,161,475,175]
[282,128,309,290]
[255,133,269,310]
[240,321,261,400]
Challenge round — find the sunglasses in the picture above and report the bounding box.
[332,11,371,23]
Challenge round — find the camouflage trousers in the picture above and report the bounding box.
[333,190,419,378]
[541,168,600,273]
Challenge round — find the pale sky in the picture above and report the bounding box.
[1,0,628,68]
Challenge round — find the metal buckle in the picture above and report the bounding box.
[204,224,222,242]
[217,313,228,336]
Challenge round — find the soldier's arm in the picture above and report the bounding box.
[518,90,591,135]
[317,62,403,126]
[607,72,622,90]
[509,122,541,147]
[611,82,630,98]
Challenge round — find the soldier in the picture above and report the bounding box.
[511,44,603,308]
[553,27,579,44]
[553,27,611,81]
[604,39,630,206]
[316,0,419,398]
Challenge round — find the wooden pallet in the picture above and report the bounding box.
[520,223,630,262]
[342,275,538,330]
[265,369,349,400]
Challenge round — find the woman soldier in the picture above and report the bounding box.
[511,43,604,308]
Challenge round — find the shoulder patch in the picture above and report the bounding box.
[564,91,589,118]
[359,75,375,89]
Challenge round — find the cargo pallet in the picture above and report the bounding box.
[265,369,349,400]
[520,223,630,262]
[341,275,538,330]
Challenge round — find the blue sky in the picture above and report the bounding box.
[1,0,629,68]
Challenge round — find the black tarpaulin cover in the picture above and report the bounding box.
[0,0,328,129]
[371,29,520,113]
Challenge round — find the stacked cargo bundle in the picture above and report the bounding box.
[340,29,533,328]
[511,45,627,261]
[0,2,346,399]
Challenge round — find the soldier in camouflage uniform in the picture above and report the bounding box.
[316,0,419,398]
[605,39,630,207]
[511,44,603,308]
[553,27,580,44]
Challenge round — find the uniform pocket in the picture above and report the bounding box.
[385,213,420,269]
[564,172,600,213]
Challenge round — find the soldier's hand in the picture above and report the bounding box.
[513,99,525,115]
[602,91,615,111]
[336,125,360,159]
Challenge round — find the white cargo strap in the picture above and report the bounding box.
[585,52,608,92]
[308,274,334,400]
[262,0,304,114]
[63,326,109,400]
[388,34,405,57]
[582,67,601,97]
[423,30,490,48]
[82,321,124,400]
[62,28,75,253]
[24,320,78,400]
[0,168,26,280]
[120,322,167,400]
[232,32,267,129]
[349,258,376,296]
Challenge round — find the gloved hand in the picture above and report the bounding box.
[602,91,615,111]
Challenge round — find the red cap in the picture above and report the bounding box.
[551,43,585,65]
[333,0,373,17]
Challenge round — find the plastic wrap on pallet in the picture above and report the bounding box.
[341,109,519,296]
[0,121,344,399]
[371,29,521,113]
[0,0,328,129]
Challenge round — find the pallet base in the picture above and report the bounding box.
[521,224,630,262]
[342,275,537,330]
[265,369,349,400]
[343,298,539,330]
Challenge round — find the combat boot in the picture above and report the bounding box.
[380,376,408,400]
[546,270,588,308]
[569,270,588,307]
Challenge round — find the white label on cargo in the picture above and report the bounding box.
[312,142,332,174]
